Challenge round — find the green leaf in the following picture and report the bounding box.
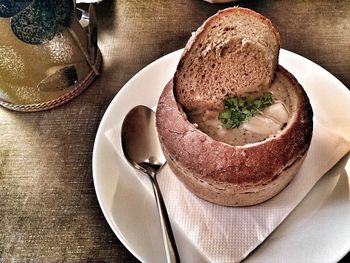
[219,110,231,119]
[219,92,273,129]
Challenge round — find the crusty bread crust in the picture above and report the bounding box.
[156,66,313,206]
[166,147,307,206]
[174,7,280,111]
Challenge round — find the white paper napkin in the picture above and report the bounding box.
[156,119,350,263]
[105,96,350,263]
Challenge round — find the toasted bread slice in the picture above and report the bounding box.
[174,7,280,111]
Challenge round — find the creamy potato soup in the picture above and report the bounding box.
[187,80,292,146]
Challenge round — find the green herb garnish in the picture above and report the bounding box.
[219,92,273,128]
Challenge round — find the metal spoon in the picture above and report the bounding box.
[121,105,180,263]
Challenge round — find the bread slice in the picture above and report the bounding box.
[156,67,313,206]
[174,7,280,111]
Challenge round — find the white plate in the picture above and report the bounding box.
[92,49,350,263]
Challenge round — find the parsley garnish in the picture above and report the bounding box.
[219,92,273,128]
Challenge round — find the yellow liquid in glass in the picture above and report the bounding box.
[0,18,91,105]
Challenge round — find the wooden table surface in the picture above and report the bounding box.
[1,0,349,262]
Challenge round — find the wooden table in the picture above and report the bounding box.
[1,0,349,262]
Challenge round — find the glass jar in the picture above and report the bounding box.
[0,1,101,111]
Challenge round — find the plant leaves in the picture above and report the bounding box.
[219,92,273,128]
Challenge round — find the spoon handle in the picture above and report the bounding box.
[149,172,180,263]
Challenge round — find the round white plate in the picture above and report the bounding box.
[92,49,350,263]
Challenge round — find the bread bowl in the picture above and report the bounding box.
[156,8,313,206]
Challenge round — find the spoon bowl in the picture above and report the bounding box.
[121,105,166,173]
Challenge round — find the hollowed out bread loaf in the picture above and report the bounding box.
[174,7,280,111]
[156,8,313,206]
[156,67,313,206]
